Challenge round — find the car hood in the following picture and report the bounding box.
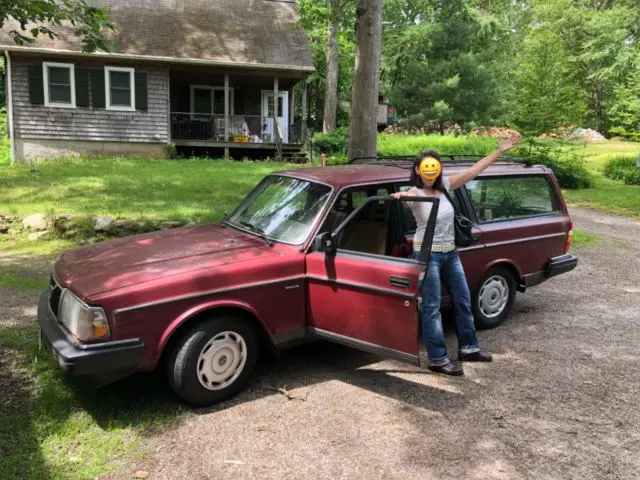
[54,224,278,297]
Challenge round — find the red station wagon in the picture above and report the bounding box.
[37,156,578,406]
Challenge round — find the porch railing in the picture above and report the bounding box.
[170,112,279,144]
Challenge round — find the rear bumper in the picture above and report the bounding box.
[37,289,144,386]
[521,254,579,289]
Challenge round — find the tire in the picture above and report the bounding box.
[472,267,517,330]
[166,316,259,407]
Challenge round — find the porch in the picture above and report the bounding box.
[169,68,308,160]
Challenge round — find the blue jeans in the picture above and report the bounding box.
[416,250,480,366]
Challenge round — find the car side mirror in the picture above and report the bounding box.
[313,231,336,255]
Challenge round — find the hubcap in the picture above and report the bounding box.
[478,275,509,319]
[196,331,247,391]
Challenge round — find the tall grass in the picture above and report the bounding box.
[377,133,498,156]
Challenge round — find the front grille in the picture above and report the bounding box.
[49,276,62,318]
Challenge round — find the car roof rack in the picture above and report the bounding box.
[348,154,534,167]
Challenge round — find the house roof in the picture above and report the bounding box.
[0,0,314,72]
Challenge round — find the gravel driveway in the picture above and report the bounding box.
[4,208,640,479]
[119,207,640,480]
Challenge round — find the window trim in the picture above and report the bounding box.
[105,66,136,111]
[464,174,562,225]
[43,62,76,108]
[189,85,234,119]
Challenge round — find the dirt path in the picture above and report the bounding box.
[112,206,639,480]
[2,207,639,479]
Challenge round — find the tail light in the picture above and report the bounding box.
[564,221,573,254]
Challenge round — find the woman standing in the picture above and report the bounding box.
[393,138,519,376]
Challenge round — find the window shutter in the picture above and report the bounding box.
[28,65,45,105]
[75,68,90,108]
[90,69,106,108]
[234,89,244,115]
[135,72,148,110]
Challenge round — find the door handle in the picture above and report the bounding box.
[389,276,411,289]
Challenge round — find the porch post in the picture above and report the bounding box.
[289,86,295,127]
[273,76,279,142]
[301,79,308,141]
[224,73,230,159]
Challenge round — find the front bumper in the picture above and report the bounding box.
[521,254,579,289]
[37,289,144,387]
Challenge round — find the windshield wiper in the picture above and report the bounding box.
[239,221,273,246]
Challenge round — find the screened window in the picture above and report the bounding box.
[43,62,75,107]
[466,176,559,223]
[105,67,135,110]
[190,86,233,119]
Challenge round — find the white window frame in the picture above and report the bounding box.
[43,62,76,108]
[105,66,136,111]
[189,85,234,119]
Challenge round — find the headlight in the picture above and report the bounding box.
[58,290,111,342]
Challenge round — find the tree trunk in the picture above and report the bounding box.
[347,0,383,161]
[594,84,604,133]
[323,0,340,133]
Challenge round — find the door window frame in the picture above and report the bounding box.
[312,191,440,267]
[392,180,475,235]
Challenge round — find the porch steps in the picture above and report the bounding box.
[281,145,308,163]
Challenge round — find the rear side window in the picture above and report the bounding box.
[466,176,559,223]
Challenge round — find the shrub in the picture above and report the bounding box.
[604,156,640,185]
[512,141,594,189]
[312,127,349,156]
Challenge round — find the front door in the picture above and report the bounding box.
[261,91,289,143]
[305,189,439,364]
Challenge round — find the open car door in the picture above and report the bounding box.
[305,195,440,365]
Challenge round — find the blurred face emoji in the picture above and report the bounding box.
[419,157,441,183]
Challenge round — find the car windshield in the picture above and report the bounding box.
[226,175,332,245]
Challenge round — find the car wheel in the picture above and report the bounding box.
[166,316,259,407]
[472,267,517,330]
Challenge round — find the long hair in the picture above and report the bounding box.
[409,150,444,190]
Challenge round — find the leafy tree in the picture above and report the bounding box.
[1,0,114,53]
[508,29,586,135]
[298,0,355,132]
[608,56,640,139]
[384,0,514,132]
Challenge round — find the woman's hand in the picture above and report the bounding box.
[497,136,520,153]
[392,189,416,199]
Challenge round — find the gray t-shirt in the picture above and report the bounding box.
[408,177,455,251]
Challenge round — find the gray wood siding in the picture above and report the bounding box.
[12,58,169,143]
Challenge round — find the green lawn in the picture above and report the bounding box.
[0,157,296,223]
[0,323,187,479]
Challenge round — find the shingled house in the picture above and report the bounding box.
[1,0,314,162]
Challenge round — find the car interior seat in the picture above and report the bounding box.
[337,201,390,255]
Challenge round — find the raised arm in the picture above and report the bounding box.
[448,137,520,191]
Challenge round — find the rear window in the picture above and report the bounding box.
[466,176,560,223]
